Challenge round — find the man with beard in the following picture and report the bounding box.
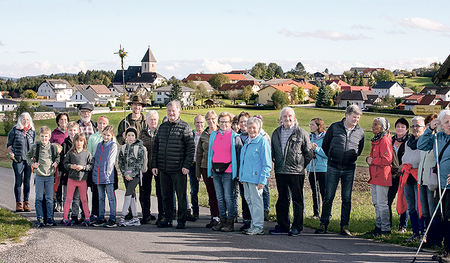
[117,96,147,145]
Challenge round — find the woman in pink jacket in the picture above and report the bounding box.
[366,117,393,236]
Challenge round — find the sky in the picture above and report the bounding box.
[1,0,449,80]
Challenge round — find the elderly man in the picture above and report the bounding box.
[152,100,195,229]
[316,105,365,236]
[139,110,163,224]
[269,107,313,237]
[187,115,205,221]
[117,95,147,145]
[77,103,97,140]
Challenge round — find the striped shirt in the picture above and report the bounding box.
[281,124,295,153]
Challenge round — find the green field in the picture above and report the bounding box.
[398,76,435,88]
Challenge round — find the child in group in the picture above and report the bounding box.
[118,127,145,227]
[26,126,60,227]
[92,125,118,227]
[62,133,93,226]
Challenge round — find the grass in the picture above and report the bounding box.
[0,208,33,243]
[397,76,435,88]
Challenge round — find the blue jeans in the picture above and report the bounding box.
[189,164,199,214]
[97,183,116,221]
[212,172,236,219]
[13,160,32,202]
[35,175,54,220]
[320,166,355,227]
[404,182,423,235]
[263,185,270,211]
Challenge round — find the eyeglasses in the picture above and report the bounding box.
[219,121,230,124]
[411,125,424,128]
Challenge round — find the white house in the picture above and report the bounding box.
[72,89,116,107]
[153,85,195,106]
[371,81,404,98]
[37,79,74,101]
[420,86,450,101]
[0,99,18,111]
[219,80,261,94]
[336,90,381,109]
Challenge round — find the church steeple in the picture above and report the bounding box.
[141,46,157,73]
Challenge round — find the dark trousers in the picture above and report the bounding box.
[239,181,251,220]
[189,163,199,214]
[90,184,99,216]
[139,170,163,218]
[308,171,326,216]
[275,173,304,231]
[442,189,450,250]
[160,170,187,223]
[388,176,408,228]
[201,168,219,217]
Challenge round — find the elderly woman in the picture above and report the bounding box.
[7,112,36,212]
[239,117,271,235]
[419,110,450,261]
[365,117,392,236]
[306,118,328,219]
[208,111,242,232]
[196,110,220,228]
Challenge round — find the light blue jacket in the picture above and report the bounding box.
[239,133,272,185]
[306,131,328,173]
[207,129,241,179]
[417,127,450,190]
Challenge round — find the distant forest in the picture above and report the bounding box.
[0,70,115,97]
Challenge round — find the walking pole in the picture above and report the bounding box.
[312,158,321,215]
[435,133,444,218]
[411,183,448,263]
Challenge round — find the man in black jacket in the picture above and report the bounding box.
[315,105,364,236]
[152,100,195,229]
[269,107,313,237]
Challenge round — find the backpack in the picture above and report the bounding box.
[391,149,400,178]
[121,144,148,173]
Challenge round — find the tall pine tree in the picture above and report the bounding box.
[315,81,331,107]
[169,82,183,106]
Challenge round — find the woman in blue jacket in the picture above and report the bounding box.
[306,118,328,219]
[239,117,272,235]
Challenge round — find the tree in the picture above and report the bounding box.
[169,82,183,105]
[295,62,307,78]
[240,86,253,104]
[227,89,239,104]
[168,76,182,86]
[373,70,395,82]
[251,62,268,79]
[185,81,197,90]
[351,69,360,86]
[268,63,284,78]
[271,90,289,110]
[376,94,396,109]
[21,89,37,99]
[297,87,306,103]
[291,86,299,104]
[208,73,230,89]
[315,81,331,107]
[309,86,318,100]
[324,68,329,74]
[368,75,376,86]
[401,77,408,87]
[195,83,209,105]
[359,76,365,86]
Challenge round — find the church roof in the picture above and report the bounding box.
[141,47,157,63]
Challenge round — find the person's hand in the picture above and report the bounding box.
[76,165,83,171]
[70,164,77,170]
[31,162,39,169]
[52,162,58,168]
[152,168,158,176]
[257,183,264,190]
[311,143,317,151]
[430,119,441,130]
[125,174,132,181]
[182,167,189,175]
[366,157,372,165]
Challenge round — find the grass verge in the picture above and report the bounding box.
[0,208,33,243]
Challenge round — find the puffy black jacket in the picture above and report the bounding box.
[151,118,195,173]
[7,126,36,162]
[271,124,313,175]
[322,119,365,170]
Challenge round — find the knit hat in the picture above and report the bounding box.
[125,127,138,138]
[375,117,390,131]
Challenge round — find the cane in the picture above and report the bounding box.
[411,183,448,263]
[435,133,444,218]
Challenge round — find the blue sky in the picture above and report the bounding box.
[1,0,449,79]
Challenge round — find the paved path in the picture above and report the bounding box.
[0,167,433,262]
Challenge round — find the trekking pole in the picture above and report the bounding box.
[411,183,448,263]
[435,133,444,218]
[312,158,321,215]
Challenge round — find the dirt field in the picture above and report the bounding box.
[0,136,10,163]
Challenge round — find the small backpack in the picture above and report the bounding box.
[121,144,148,173]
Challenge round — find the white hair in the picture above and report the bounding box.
[167,100,181,110]
[247,117,262,130]
[280,107,295,119]
[438,110,450,123]
[146,110,159,120]
[411,116,425,124]
[15,112,35,130]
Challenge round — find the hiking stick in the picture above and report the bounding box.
[435,133,444,218]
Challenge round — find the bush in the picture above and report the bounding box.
[159,103,164,109]
[3,111,16,134]
[36,105,51,112]
[116,101,124,107]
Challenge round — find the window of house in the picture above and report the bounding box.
[80,95,83,100]
[157,98,161,102]
[75,95,77,100]
[157,92,161,95]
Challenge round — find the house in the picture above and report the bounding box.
[336,90,381,109]
[192,81,214,93]
[371,81,405,98]
[0,91,9,99]
[153,85,195,106]
[260,78,301,88]
[257,84,292,104]
[342,86,371,91]
[71,88,116,107]
[184,73,246,83]
[349,67,368,75]
[325,80,351,91]
[112,47,166,87]
[313,72,328,81]
[219,80,261,94]
[204,99,221,106]
[399,94,443,111]
[420,86,450,101]
[37,79,74,101]
[362,68,385,77]
[0,99,18,111]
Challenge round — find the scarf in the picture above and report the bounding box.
[22,126,29,133]
[372,130,388,142]
[407,135,419,150]
[310,131,326,143]
[394,133,408,142]
[372,117,390,142]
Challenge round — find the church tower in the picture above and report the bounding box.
[141,46,157,74]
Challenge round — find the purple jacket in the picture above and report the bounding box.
[50,128,67,145]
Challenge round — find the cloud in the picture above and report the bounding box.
[385,30,406,35]
[387,16,450,32]
[279,29,369,41]
[19,51,38,54]
[0,60,88,78]
[0,40,3,46]
[351,24,373,30]
[201,59,233,73]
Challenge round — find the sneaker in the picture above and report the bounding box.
[288,228,301,237]
[405,233,420,243]
[125,218,141,226]
[149,214,157,220]
[246,227,264,235]
[104,219,117,228]
[366,226,381,235]
[206,219,219,228]
[309,215,320,220]
[93,218,105,227]
[155,217,164,226]
[157,221,173,228]
[242,227,252,234]
[239,220,251,232]
[340,226,351,236]
[46,218,57,227]
[81,219,90,227]
[89,215,98,226]
[63,219,73,226]
[176,222,186,229]
[269,225,289,235]
[398,226,407,234]
[119,218,126,227]
[315,224,328,234]
[264,210,270,221]
[71,216,80,225]
[37,219,45,228]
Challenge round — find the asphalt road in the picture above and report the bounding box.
[0,166,434,262]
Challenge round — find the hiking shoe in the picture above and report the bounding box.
[239,220,251,232]
[157,221,173,228]
[366,226,381,235]
[405,233,420,243]
[125,218,141,226]
[16,202,23,212]
[398,226,407,234]
[221,218,234,232]
[118,218,126,227]
[37,219,45,228]
[269,225,289,235]
[81,219,90,227]
[206,219,219,228]
[288,228,301,237]
[104,219,117,228]
[23,201,31,212]
[264,210,270,221]
[315,224,328,234]
[212,218,226,231]
[149,214,156,220]
[46,218,57,227]
[93,218,106,227]
[155,216,164,226]
[186,209,197,222]
[176,222,186,229]
[432,249,448,261]
[63,219,73,226]
[246,227,264,236]
[340,226,351,236]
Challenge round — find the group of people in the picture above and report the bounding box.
[8,98,450,261]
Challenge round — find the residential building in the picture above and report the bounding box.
[336,90,381,109]
[313,72,328,81]
[257,84,292,105]
[153,85,195,106]
[420,86,450,101]
[71,88,116,107]
[192,81,214,93]
[399,94,443,111]
[184,73,246,83]
[37,79,74,101]
[362,68,385,77]
[219,80,260,94]
[325,80,351,91]
[0,99,18,111]
[371,81,405,98]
